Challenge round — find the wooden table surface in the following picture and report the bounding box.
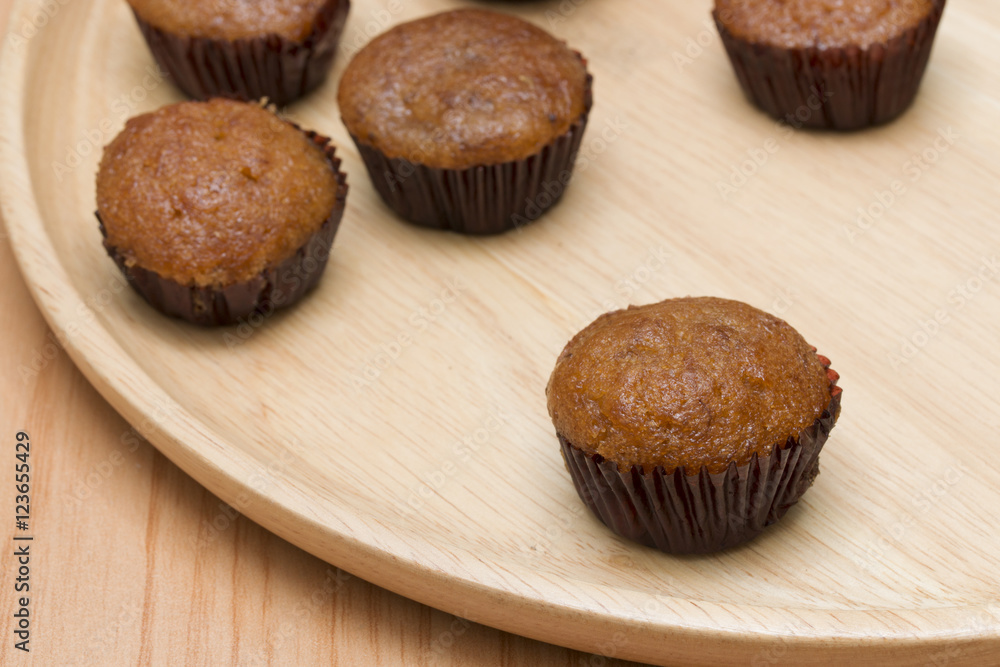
[0,1,651,664]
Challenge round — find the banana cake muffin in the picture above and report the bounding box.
[127,0,350,106]
[338,8,592,234]
[96,98,348,325]
[546,297,842,554]
[714,0,946,129]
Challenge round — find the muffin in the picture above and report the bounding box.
[714,0,947,130]
[546,297,842,554]
[337,9,592,235]
[127,0,350,107]
[96,98,348,326]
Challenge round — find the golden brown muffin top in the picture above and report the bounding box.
[546,297,833,475]
[126,0,328,41]
[337,9,589,169]
[97,99,338,287]
[715,0,934,49]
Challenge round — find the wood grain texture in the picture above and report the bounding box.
[2,0,1000,665]
[0,1,641,665]
[0,263,649,667]
[0,99,646,667]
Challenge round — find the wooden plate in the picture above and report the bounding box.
[3,0,999,663]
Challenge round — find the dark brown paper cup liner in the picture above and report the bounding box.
[560,359,842,555]
[132,0,350,107]
[348,72,593,235]
[97,128,348,327]
[714,1,945,130]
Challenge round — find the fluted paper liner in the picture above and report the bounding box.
[714,0,946,130]
[97,128,348,327]
[560,359,842,554]
[132,0,350,107]
[348,71,593,235]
